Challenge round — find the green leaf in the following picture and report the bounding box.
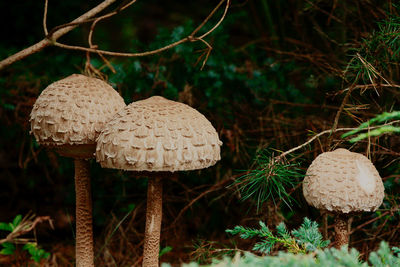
[23,243,51,263]
[12,215,22,228]
[0,242,16,255]
[0,222,12,232]
[159,246,173,257]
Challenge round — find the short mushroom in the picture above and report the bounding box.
[302,148,384,248]
[30,74,126,267]
[95,96,222,267]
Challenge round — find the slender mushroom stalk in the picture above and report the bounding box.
[96,96,223,266]
[302,148,384,249]
[74,159,94,266]
[30,74,125,266]
[334,215,349,248]
[143,176,163,267]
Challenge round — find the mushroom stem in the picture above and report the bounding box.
[74,159,94,267]
[143,176,163,267]
[334,214,349,249]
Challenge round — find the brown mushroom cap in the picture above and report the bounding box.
[96,96,222,171]
[303,148,384,213]
[30,74,126,158]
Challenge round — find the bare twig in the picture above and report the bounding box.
[0,213,53,245]
[88,0,137,48]
[0,0,118,70]
[43,0,49,36]
[349,210,391,234]
[326,85,354,148]
[0,0,230,71]
[340,83,400,96]
[53,38,188,57]
[275,120,400,161]
[169,175,235,228]
[190,0,226,37]
[54,0,230,68]
[197,0,230,40]
[84,1,138,76]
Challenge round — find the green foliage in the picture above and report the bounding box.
[342,111,400,142]
[22,243,50,263]
[105,11,309,117]
[159,246,173,257]
[226,218,329,254]
[0,214,50,263]
[291,218,330,252]
[345,9,400,84]
[166,242,400,267]
[0,242,16,256]
[0,214,22,232]
[232,150,303,210]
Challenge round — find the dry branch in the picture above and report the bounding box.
[275,120,400,161]
[0,0,118,71]
[0,0,230,72]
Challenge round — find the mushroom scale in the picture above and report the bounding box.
[303,148,384,213]
[96,96,223,171]
[30,74,125,151]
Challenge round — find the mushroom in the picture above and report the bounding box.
[29,74,126,267]
[302,148,384,248]
[95,96,222,267]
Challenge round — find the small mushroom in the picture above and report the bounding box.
[96,96,222,267]
[302,148,384,248]
[30,74,126,267]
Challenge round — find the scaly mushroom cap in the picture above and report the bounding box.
[96,96,222,171]
[30,74,126,158]
[303,148,384,213]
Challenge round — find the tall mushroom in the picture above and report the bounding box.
[95,96,222,267]
[302,148,384,248]
[29,74,126,267]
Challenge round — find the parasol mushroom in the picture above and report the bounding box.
[95,96,222,267]
[302,148,384,248]
[30,74,126,267]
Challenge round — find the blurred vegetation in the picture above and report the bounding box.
[0,0,399,265]
[166,242,400,267]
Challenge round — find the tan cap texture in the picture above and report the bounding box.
[30,74,126,148]
[96,96,222,171]
[303,148,384,213]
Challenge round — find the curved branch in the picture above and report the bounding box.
[0,0,118,71]
[1,0,230,72]
[275,120,400,161]
[53,38,189,57]
[54,0,229,66]
[43,0,49,36]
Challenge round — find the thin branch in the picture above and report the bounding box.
[168,175,235,228]
[0,0,118,71]
[275,120,400,161]
[0,0,230,71]
[198,0,230,39]
[194,38,213,70]
[88,0,137,48]
[190,0,226,36]
[349,210,391,234]
[43,0,49,36]
[0,214,53,245]
[86,0,137,75]
[54,0,229,65]
[327,85,354,148]
[53,38,188,57]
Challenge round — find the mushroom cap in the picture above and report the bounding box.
[96,96,222,171]
[303,148,384,213]
[30,74,126,158]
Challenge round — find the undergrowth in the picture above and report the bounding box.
[164,242,400,267]
[226,217,329,254]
